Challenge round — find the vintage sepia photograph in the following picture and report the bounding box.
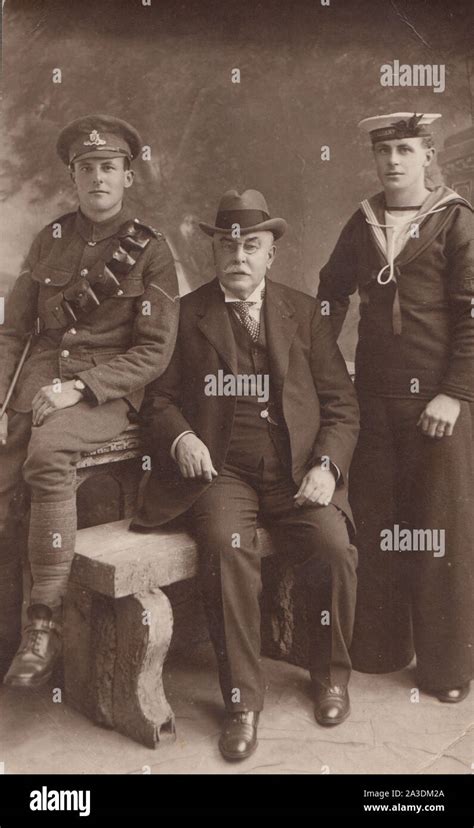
[0,0,473,818]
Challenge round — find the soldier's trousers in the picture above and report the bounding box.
[0,400,130,673]
[349,395,474,690]
[190,450,358,713]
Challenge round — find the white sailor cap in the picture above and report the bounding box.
[358,113,441,144]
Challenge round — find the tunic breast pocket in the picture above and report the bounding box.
[31,262,73,292]
[30,263,74,321]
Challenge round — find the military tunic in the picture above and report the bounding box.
[0,206,179,413]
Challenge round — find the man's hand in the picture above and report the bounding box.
[294,465,336,508]
[0,412,8,446]
[417,393,461,439]
[175,433,218,482]
[31,380,84,426]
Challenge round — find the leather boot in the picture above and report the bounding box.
[3,604,62,688]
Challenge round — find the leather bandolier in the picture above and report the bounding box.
[39,218,159,332]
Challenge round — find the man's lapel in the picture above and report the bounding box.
[196,277,299,384]
[264,279,299,390]
[196,278,238,374]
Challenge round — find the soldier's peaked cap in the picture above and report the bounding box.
[57,114,143,166]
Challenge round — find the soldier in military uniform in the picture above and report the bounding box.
[318,113,474,703]
[0,115,179,687]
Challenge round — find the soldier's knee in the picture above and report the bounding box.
[22,445,69,491]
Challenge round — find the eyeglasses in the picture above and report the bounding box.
[219,239,261,254]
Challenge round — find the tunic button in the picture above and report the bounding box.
[69,328,77,335]
[61,350,70,358]
[80,268,88,276]
[87,241,96,247]
[44,277,52,284]
[117,289,124,296]
[260,409,269,419]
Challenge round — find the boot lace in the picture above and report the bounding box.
[21,626,51,657]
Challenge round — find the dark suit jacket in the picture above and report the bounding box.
[132,277,360,528]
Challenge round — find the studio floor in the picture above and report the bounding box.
[0,641,472,776]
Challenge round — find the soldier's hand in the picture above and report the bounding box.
[0,412,8,446]
[175,433,218,482]
[294,465,336,508]
[417,393,461,439]
[31,381,84,426]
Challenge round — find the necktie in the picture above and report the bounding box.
[232,300,260,342]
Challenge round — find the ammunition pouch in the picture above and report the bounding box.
[39,219,158,331]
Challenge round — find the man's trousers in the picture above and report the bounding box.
[189,450,358,712]
[0,400,130,674]
[349,395,474,690]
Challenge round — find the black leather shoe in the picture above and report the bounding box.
[218,711,259,761]
[3,605,62,688]
[435,682,470,704]
[314,684,350,726]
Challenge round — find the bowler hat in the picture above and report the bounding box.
[199,189,287,239]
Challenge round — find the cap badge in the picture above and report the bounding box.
[84,130,106,147]
[391,113,424,133]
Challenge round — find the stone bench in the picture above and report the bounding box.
[64,519,274,749]
[75,423,143,523]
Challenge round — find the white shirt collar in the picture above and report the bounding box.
[220,278,266,306]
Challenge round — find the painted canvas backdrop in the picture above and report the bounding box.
[1,0,473,359]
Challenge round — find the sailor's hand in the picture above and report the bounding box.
[175,433,218,482]
[294,465,336,507]
[31,381,84,426]
[0,412,8,446]
[417,394,461,439]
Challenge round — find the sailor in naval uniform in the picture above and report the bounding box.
[318,113,474,703]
